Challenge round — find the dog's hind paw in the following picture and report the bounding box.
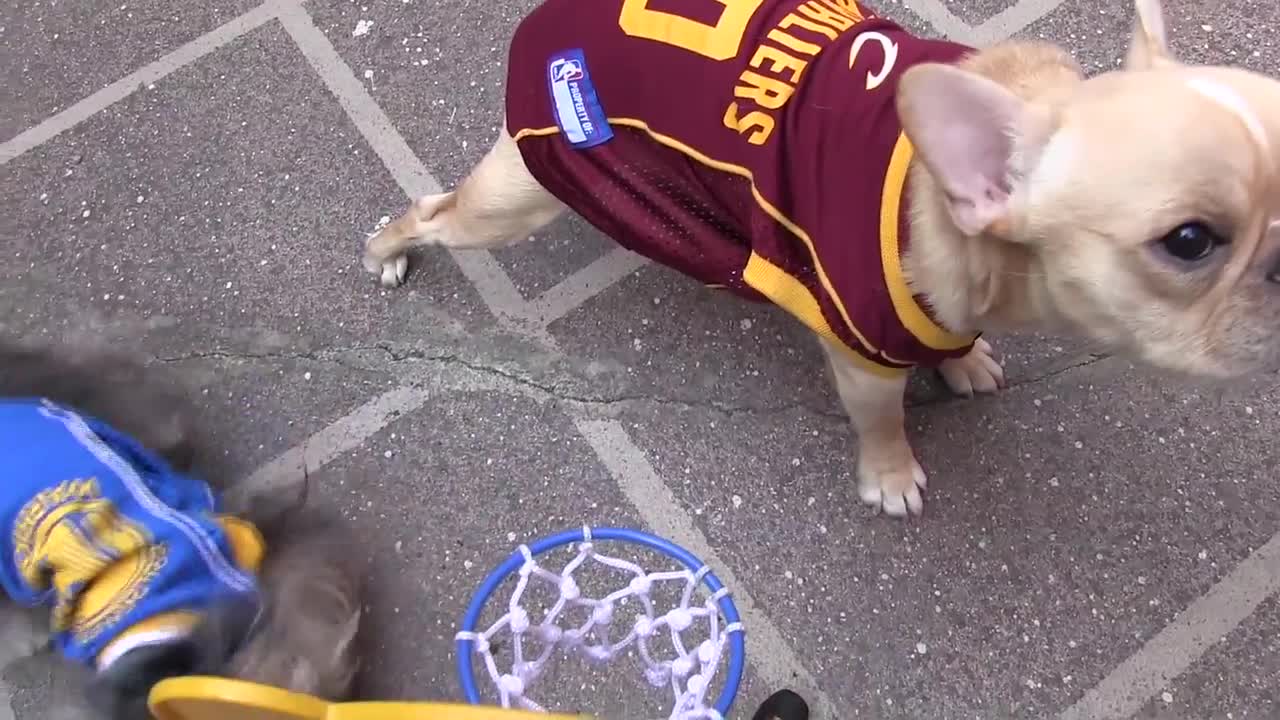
[938,337,1005,397]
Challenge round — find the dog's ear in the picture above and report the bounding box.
[897,63,1050,237]
[1126,0,1175,70]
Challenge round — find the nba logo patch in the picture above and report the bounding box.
[547,49,613,149]
[551,59,584,82]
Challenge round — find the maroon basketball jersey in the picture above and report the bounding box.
[505,0,979,373]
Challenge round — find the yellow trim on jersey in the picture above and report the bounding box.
[742,253,905,378]
[511,118,912,371]
[879,133,978,351]
[215,516,267,574]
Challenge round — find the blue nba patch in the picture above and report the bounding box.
[547,49,613,149]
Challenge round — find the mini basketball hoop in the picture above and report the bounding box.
[455,526,747,720]
[147,526,810,720]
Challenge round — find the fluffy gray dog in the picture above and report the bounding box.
[0,337,363,720]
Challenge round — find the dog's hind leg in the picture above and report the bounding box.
[362,128,564,287]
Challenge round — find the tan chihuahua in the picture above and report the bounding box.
[362,0,1280,517]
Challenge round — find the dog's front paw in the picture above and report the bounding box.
[361,246,408,288]
[856,444,928,517]
[938,337,1005,397]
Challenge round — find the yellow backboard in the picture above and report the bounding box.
[148,677,592,720]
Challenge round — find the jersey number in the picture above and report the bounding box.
[619,0,766,61]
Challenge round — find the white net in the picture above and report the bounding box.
[455,528,745,720]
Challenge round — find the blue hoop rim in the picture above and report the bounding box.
[456,526,746,716]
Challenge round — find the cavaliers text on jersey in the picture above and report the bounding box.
[506,0,982,374]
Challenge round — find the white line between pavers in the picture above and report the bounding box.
[905,0,1070,45]
[225,383,431,508]
[518,248,650,327]
[0,1,287,165]
[1058,532,1280,720]
[970,0,1072,45]
[902,0,979,43]
[574,418,842,719]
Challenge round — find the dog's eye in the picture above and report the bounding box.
[1157,222,1226,263]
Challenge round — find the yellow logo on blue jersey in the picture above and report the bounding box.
[0,400,261,667]
[12,477,167,642]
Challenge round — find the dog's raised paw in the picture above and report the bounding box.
[938,337,1005,397]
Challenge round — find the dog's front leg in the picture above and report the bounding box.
[819,339,926,517]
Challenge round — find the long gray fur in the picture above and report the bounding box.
[0,336,365,717]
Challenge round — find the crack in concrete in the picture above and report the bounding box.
[155,344,1116,423]
[909,351,1113,408]
[157,344,854,422]
[1016,352,1112,385]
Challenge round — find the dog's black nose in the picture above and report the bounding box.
[1270,264,1280,284]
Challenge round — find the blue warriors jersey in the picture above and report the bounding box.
[0,399,264,668]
